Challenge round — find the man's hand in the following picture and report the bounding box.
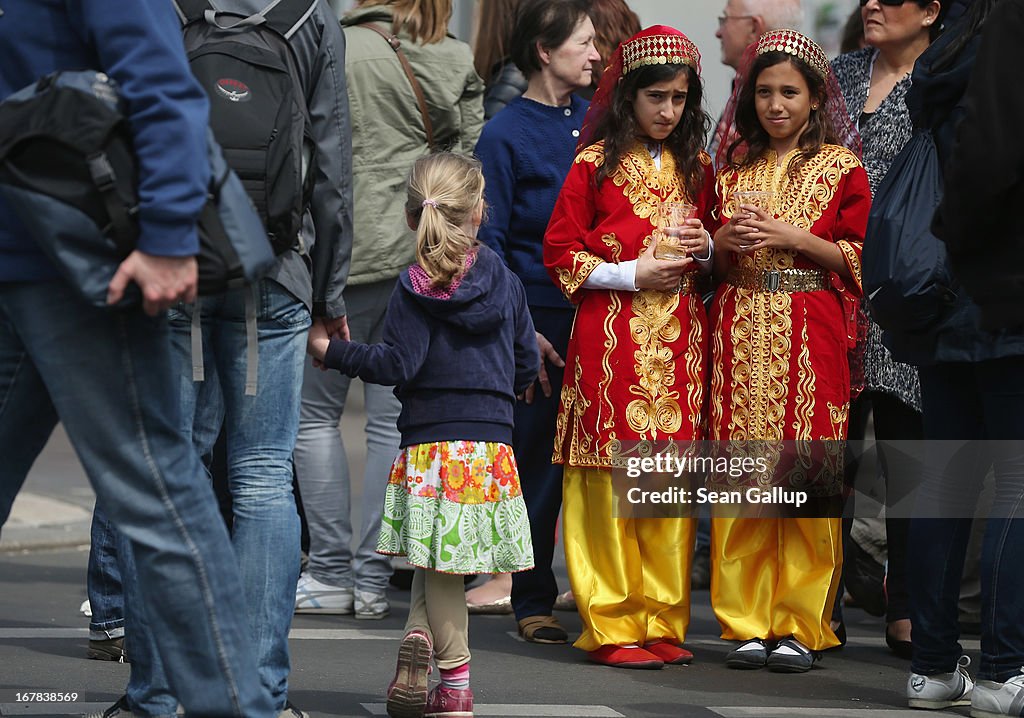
[524,331,565,404]
[107,251,197,316]
[322,315,350,341]
[308,318,333,370]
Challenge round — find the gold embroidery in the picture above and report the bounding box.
[717,145,860,231]
[684,296,704,430]
[563,361,595,466]
[576,142,606,167]
[554,249,603,300]
[610,142,688,222]
[792,315,816,440]
[709,289,728,438]
[600,291,620,431]
[552,381,572,464]
[602,232,623,263]
[837,239,863,292]
[626,289,683,439]
[828,401,850,441]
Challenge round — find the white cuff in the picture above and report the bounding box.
[582,260,638,291]
[693,232,714,273]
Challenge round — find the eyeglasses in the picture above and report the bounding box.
[858,0,911,7]
[717,14,755,27]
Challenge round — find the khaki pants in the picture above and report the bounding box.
[406,568,470,669]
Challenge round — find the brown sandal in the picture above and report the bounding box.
[517,615,569,644]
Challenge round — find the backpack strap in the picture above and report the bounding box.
[174,0,315,38]
[171,0,211,24]
[356,22,435,149]
[261,0,319,39]
[86,152,136,256]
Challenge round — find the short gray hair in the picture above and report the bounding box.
[740,0,805,32]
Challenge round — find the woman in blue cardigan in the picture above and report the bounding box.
[472,0,600,643]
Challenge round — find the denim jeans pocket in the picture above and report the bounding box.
[260,281,311,330]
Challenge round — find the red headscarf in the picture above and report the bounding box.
[576,25,702,152]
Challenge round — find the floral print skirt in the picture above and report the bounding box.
[376,441,535,574]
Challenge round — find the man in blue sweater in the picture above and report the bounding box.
[0,1,274,715]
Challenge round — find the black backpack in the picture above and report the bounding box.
[172,0,317,255]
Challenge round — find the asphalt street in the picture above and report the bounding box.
[0,383,977,718]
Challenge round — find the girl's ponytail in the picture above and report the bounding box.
[405,152,486,287]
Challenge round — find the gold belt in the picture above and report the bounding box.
[726,267,829,293]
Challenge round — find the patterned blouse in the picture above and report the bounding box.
[832,47,921,412]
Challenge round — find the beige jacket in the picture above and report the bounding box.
[342,5,484,285]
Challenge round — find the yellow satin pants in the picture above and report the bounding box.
[710,516,842,651]
[562,467,695,652]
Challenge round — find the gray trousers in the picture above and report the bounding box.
[293,278,401,593]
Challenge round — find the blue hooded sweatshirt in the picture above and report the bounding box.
[324,243,539,447]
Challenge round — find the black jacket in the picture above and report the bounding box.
[483,60,527,121]
[324,244,539,447]
[932,0,1024,330]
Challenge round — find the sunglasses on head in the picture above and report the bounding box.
[859,0,914,6]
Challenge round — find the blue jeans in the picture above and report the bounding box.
[125,279,310,714]
[88,506,124,641]
[293,278,399,593]
[0,279,274,717]
[910,358,1024,682]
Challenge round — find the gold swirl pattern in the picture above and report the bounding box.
[792,317,816,440]
[709,289,729,438]
[554,249,604,301]
[600,291,621,431]
[716,145,860,232]
[563,362,595,466]
[611,143,686,222]
[837,239,863,292]
[552,382,573,464]
[685,295,704,431]
[828,401,850,441]
[626,289,684,438]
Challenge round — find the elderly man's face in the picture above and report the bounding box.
[716,0,759,69]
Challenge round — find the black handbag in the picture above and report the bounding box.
[862,129,957,334]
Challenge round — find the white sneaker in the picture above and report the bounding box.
[294,572,353,614]
[908,655,974,710]
[354,589,390,620]
[971,667,1024,718]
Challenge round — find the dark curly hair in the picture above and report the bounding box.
[593,63,712,200]
[726,52,837,177]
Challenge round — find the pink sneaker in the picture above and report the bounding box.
[424,685,473,718]
[386,630,432,718]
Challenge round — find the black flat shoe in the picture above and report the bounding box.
[725,638,769,669]
[766,637,820,673]
[885,630,912,659]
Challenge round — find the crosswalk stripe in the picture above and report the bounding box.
[710,708,930,717]
[0,627,403,641]
[0,702,107,716]
[362,704,624,717]
[0,628,985,653]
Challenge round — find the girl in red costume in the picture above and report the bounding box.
[709,29,869,673]
[543,25,714,670]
